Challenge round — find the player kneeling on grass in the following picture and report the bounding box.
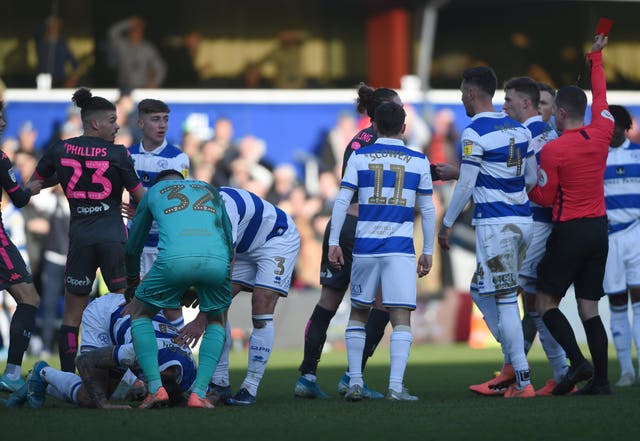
[5,293,196,409]
[125,169,234,409]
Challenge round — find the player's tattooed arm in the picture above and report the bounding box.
[76,347,127,409]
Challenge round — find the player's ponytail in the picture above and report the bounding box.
[72,87,115,122]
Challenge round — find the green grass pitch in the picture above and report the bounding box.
[1,345,638,441]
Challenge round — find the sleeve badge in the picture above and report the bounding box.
[463,140,473,156]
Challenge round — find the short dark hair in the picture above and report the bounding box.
[462,66,497,98]
[504,77,540,108]
[154,169,184,184]
[356,83,399,119]
[537,82,556,98]
[72,87,115,121]
[609,105,633,131]
[555,85,587,119]
[373,101,406,136]
[138,99,170,115]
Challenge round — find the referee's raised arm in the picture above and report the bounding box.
[530,30,615,396]
[588,34,615,143]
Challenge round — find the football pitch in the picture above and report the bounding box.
[1,344,638,441]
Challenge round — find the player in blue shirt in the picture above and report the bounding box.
[484,77,568,397]
[177,187,300,406]
[603,105,640,387]
[439,66,538,398]
[6,293,197,409]
[328,101,436,401]
[128,98,190,277]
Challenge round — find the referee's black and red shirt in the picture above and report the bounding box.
[529,51,614,222]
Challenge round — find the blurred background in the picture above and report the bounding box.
[0,0,638,354]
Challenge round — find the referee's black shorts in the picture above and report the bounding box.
[536,216,608,301]
[319,214,357,292]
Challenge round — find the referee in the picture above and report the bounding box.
[528,34,614,395]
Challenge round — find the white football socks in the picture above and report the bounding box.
[610,305,634,376]
[472,283,509,364]
[40,366,82,403]
[241,316,274,396]
[497,294,529,388]
[345,320,366,387]
[389,327,412,393]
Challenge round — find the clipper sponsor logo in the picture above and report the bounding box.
[66,276,92,287]
[77,202,110,215]
[8,167,17,183]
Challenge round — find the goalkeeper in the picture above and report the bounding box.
[125,169,234,409]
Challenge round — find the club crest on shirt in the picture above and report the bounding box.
[538,168,548,187]
[463,140,473,156]
[157,159,169,169]
[601,109,614,122]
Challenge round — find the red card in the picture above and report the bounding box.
[595,18,613,36]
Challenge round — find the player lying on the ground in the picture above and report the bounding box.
[6,293,196,409]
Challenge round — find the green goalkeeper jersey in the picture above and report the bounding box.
[125,179,233,276]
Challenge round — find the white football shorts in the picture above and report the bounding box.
[231,221,300,296]
[350,254,417,310]
[475,222,532,297]
[518,221,552,293]
[603,221,640,295]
